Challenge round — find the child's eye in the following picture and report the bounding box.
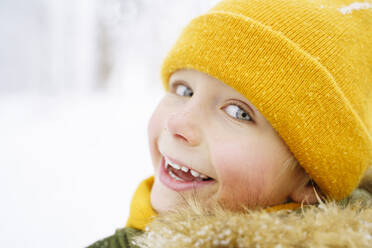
[175,84,193,97]
[224,104,252,122]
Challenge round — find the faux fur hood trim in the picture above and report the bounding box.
[133,190,372,248]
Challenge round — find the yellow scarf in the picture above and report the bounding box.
[126,176,157,230]
[126,176,301,230]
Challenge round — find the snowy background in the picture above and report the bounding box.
[0,0,219,247]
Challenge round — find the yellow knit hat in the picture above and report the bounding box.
[160,0,372,200]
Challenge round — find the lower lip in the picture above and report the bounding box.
[158,156,216,192]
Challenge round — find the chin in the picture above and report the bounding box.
[150,177,184,213]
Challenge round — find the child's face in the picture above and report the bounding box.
[148,69,309,213]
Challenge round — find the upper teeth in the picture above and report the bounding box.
[190,170,199,177]
[165,157,209,179]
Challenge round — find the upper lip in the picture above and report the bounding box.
[163,154,214,179]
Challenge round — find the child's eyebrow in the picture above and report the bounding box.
[169,79,187,85]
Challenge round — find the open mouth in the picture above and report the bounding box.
[165,156,213,182]
[159,155,215,191]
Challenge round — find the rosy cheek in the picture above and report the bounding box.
[212,142,266,207]
[148,109,162,142]
[147,106,165,169]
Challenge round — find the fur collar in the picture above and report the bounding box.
[133,188,372,247]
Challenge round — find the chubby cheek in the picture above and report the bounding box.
[212,142,268,208]
[147,104,165,171]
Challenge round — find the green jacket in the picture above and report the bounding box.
[87,227,142,248]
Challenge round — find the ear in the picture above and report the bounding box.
[290,178,321,204]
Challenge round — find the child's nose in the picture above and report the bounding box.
[166,110,201,147]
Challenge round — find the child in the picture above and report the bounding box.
[88,0,372,247]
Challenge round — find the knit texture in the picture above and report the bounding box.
[160,0,372,200]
